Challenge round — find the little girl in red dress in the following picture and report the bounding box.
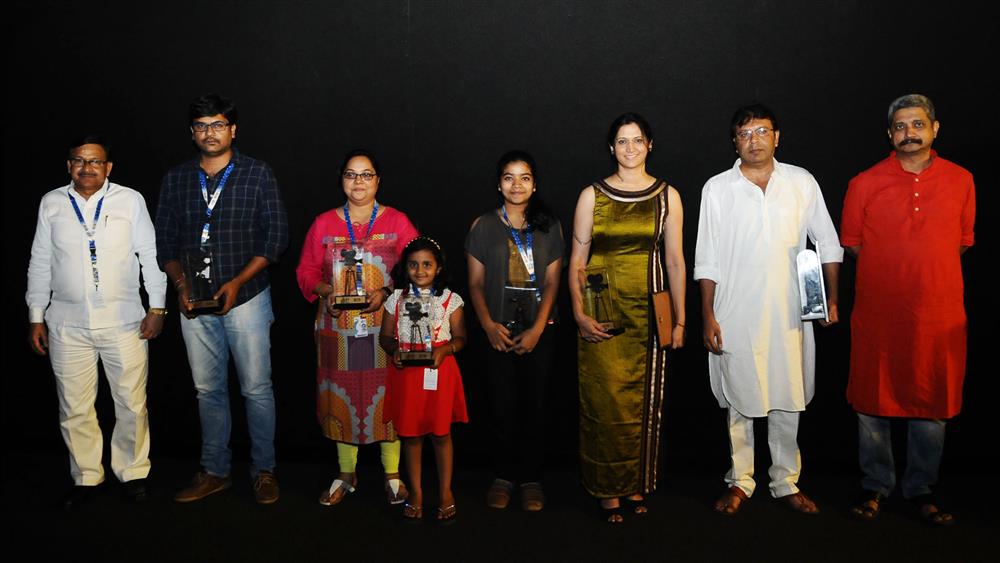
[380,236,467,523]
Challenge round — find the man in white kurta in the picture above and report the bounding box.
[26,138,167,506]
[694,104,842,515]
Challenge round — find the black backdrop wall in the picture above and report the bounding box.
[5,1,995,477]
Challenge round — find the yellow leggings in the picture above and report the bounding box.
[336,440,401,474]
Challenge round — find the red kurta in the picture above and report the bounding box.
[841,151,975,418]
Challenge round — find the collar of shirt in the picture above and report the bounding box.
[888,149,938,177]
[68,178,111,204]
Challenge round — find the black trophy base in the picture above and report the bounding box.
[400,351,434,366]
[188,298,222,315]
[602,324,625,336]
[332,295,368,310]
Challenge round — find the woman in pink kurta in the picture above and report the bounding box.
[296,149,418,506]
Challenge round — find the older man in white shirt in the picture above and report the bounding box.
[27,136,167,507]
[694,104,843,516]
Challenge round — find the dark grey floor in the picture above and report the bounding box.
[4,451,992,562]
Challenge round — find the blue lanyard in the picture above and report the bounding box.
[197,161,235,247]
[344,202,378,295]
[501,206,540,301]
[68,188,106,291]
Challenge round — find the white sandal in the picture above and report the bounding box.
[318,478,356,506]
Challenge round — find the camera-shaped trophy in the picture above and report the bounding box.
[183,248,223,314]
[398,293,435,366]
[797,249,829,322]
[500,286,539,337]
[329,243,369,310]
[579,266,624,336]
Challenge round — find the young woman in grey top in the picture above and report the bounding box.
[465,150,564,512]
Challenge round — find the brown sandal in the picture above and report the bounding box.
[910,494,956,527]
[714,486,748,516]
[850,489,885,521]
[318,475,356,506]
[402,502,423,521]
[384,476,409,506]
[780,491,820,515]
[520,482,545,512]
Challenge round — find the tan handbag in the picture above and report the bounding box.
[652,291,673,348]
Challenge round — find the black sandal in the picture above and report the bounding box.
[600,503,624,523]
[623,496,648,515]
[909,494,956,527]
[850,489,886,521]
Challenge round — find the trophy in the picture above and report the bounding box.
[398,292,435,366]
[580,267,624,336]
[329,244,368,310]
[797,249,829,321]
[183,248,223,314]
[500,286,538,337]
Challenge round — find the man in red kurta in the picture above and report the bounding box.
[841,94,975,526]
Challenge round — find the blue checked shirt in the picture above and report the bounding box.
[155,150,289,308]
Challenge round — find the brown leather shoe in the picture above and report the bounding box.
[174,471,231,503]
[253,471,280,505]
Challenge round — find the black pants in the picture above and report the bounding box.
[487,328,555,483]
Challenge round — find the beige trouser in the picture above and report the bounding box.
[48,322,151,485]
[725,408,801,498]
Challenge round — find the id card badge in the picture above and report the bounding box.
[354,315,369,338]
[423,368,439,391]
[90,287,106,309]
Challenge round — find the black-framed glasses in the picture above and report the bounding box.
[69,157,108,168]
[735,127,773,141]
[191,120,231,133]
[343,171,376,181]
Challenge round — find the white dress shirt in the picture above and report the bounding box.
[694,159,843,417]
[27,180,167,329]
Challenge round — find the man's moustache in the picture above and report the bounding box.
[900,138,922,146]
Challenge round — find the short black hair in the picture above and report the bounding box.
[68,134,112,161]
[339,148,382,177]
[730,103,779,138]
[188,93,238,125]
[391,236,450,296]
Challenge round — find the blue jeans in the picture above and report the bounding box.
[180,288,276,477]
[857,412,945,499]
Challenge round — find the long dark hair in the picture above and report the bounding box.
[495,150,553,233]
[390,236,449,296]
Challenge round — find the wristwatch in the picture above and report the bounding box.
[149,308,168,316]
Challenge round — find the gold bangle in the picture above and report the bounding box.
[149,308,168,316]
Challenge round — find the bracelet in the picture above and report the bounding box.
[149,308,168,316]
[676,323,685,328]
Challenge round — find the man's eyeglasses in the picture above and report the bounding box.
[191,121,231,133]
[735,127,773,141]
[69,157,107,168]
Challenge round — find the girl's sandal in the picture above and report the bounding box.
[436,503,458,525]
[600,502,624,523]
[402,502,423,522]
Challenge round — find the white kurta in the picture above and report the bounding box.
[694,159,843,417]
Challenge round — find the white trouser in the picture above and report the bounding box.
[725,408,801,498]
[48,322,151,485]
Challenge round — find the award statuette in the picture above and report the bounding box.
[330,244,369,310]
[579,267,624,336]
[398,292,435,366]
[500,286,538,337]
[183,248,223,314]
[797,248,829,322]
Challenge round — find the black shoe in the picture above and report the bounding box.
[124,478,150,502]
[62,485,97,509]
